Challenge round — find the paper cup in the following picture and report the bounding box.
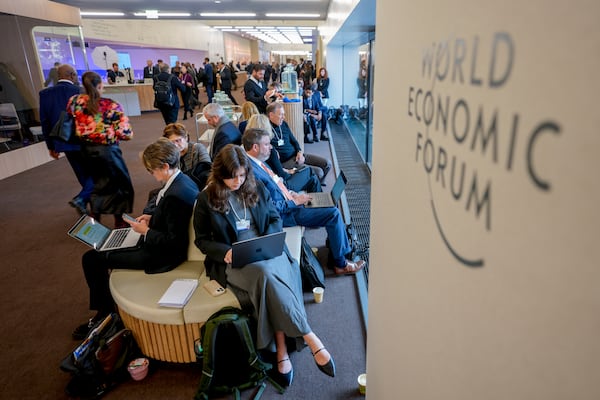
[312,287,324,303]
[128,358,149,381]
[357,373,367,395]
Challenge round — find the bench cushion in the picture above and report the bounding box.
[109,261,202,325]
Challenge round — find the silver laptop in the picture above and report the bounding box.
[305,171,348,208]
[68,215,141,252]
[231,231,287,268]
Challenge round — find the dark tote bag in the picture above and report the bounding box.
[299,237,326,292]
[49,110,74,142]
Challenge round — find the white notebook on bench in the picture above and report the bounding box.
[158,279,198,308]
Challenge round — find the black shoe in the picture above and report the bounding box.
[320,134,330,141]
[72,319,95,340]
[304,137,314,144]
[274,358,294,387]
[183,115,188,120]
[69,197,87,215]
[313,348,335,377]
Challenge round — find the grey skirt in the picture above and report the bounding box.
[226,253,310,351]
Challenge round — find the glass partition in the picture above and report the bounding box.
[0,16,86,154]
[32,26,89,87]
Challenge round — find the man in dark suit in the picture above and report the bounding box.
[242,128,366,276]
[154,63,186,124]
[243,64,282,114]
[203,103,241,159]
[268,102,331,182]
[303,86,329,142]
[74,139,199,339]
[107,62,124,84]
[217,61,238,105]
[39,64,92,214]
[202,57,214,104]
[143,59,159,79]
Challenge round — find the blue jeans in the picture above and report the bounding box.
[282,206,351,267]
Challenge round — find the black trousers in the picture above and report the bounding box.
[158,104,178,124]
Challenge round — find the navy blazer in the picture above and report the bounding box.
[243,78,268,113]
[143,172,199,273]
[203,63,214,84]
[210,119,241,159]
[247,157,297,218]
[39,81,81,152]
[303,92,325,113]
[193,180,284,286]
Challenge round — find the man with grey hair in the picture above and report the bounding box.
[154,63,186,124]
[203,103,241,159]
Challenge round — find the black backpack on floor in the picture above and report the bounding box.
[60,313,138,399]
[194,307,284,400]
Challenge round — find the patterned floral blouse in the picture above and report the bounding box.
[67,94,133,145]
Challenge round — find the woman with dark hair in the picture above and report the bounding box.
[73,138,199,340]
[193,144,335,387]
[179,65,194,120]
[162,122,211,189]
[67,71,134,228]
[316,67,330,106]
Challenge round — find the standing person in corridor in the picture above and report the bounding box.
[67,71,134,228]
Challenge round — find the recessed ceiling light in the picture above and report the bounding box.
[200,13,256,17]
[80,11,125,16]
[134,11,191,18]
[265,13,320,18]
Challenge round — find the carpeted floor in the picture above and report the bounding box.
[0,89,367,400]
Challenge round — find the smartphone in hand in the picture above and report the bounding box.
[122,213,137,223]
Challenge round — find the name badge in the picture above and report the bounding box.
[277,139,284,146]
[236,219,250,231]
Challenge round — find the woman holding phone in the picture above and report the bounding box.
[72,138,199,340]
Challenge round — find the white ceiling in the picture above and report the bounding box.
[51,0,331,44]
[51,0,331,20]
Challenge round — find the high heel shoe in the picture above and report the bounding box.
[313,348,336,377]
[274,358,293,387]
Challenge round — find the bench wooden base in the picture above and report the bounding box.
[118,306,198,363]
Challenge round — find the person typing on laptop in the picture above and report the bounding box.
[242,128,366,276]
[72,138,199,340]
[194,144,336,387]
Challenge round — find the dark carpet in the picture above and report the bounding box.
[0,93,366,400]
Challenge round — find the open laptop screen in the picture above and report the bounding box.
[330,170,348,204]
[69,215,111,250]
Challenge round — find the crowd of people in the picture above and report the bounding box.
[40,56,365,389]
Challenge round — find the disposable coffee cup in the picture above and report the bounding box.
[312,287,324,303]
[357,373,367,395]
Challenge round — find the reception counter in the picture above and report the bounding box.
[103,83,156,116]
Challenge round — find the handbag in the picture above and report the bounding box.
[49,110,74,142]
[299,237,326,292]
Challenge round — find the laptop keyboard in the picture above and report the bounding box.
[103,229,129,249]
[309,192,332,207]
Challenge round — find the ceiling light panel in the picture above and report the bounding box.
[200,12,256,17]
[265,13,320,18]
[80,11,125,16]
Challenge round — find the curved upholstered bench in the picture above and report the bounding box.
[109,220,303,363]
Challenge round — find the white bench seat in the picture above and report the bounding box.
[110,221,303,363]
